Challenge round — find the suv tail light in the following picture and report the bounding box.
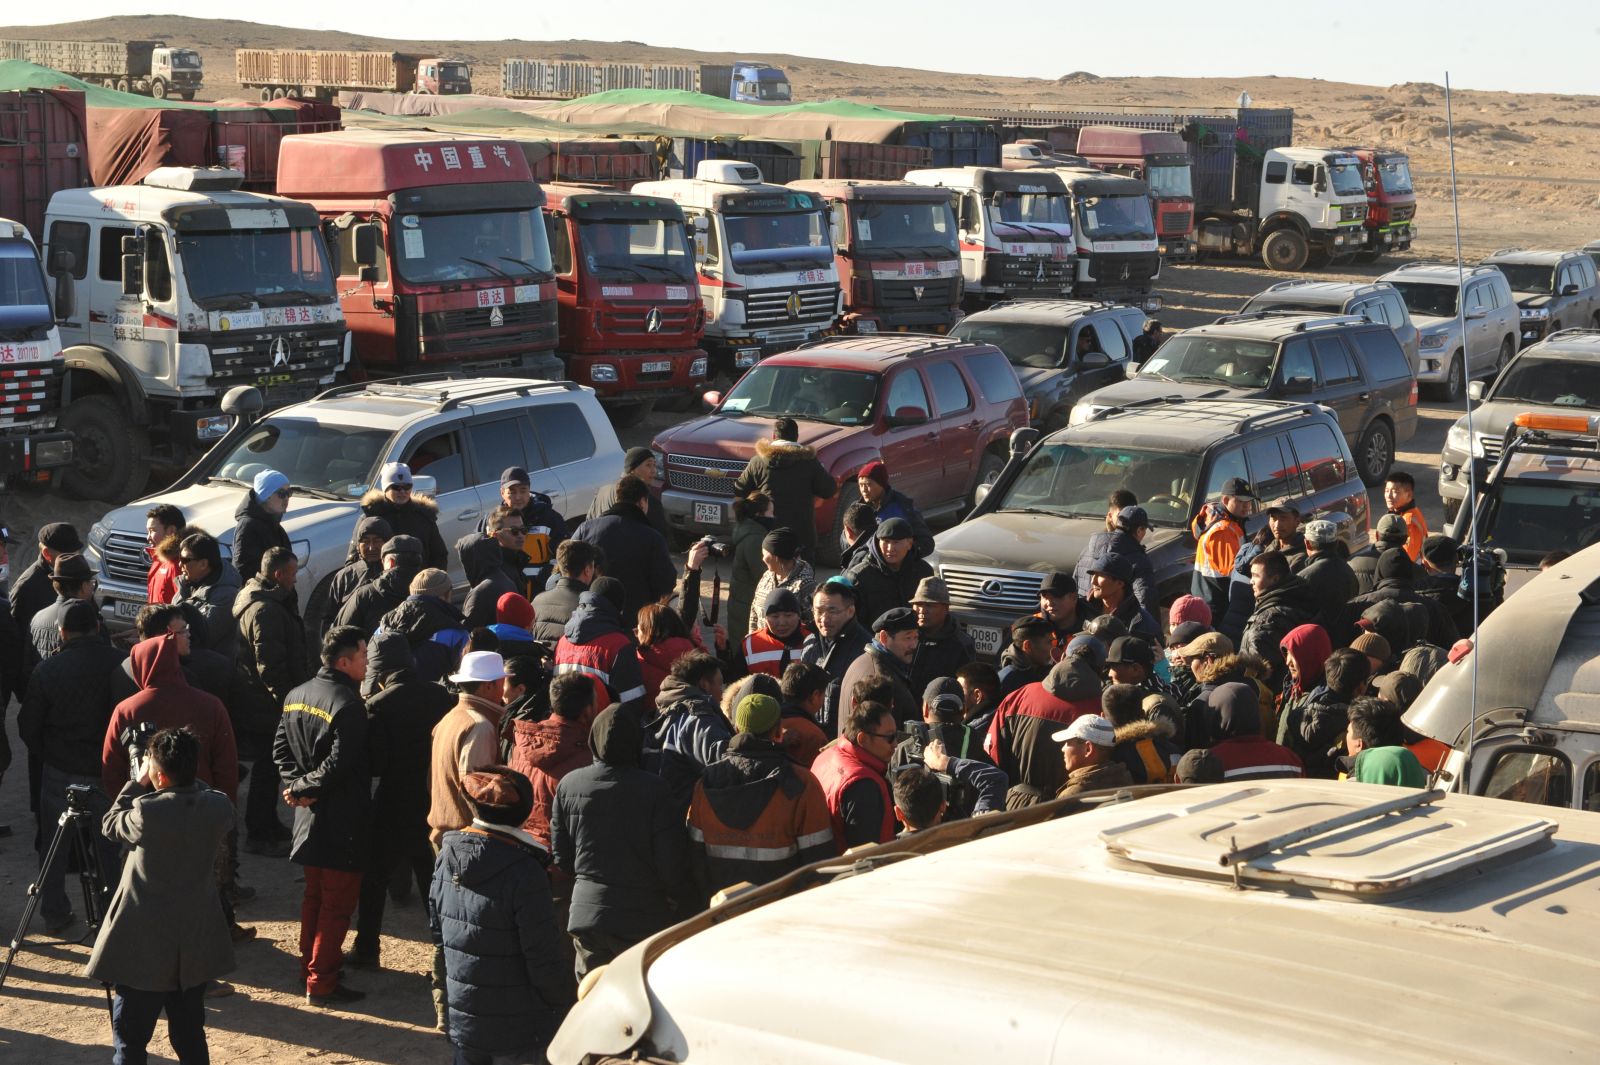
[1409,380,1418,407]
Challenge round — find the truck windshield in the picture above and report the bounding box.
[0,245,51,326]
[1491,354,1600,409]
[851,201,958,257]
[1489,263,1555,295]
[577,217,694,282]
[1327,160,1366,197]
[1146,164,1192,199]
[1478,482,1600,565]
[1377,158,1413,196]
[393,209,554,284]
[177,227,336,309]
[1390,281,1458,318]
[718,364,880,426]
[752,80,791,102]
[170,52,201,68]
[1138,334,1277,389]
[997,442,1198,526]
[1076,194,1155,241]
[722,212,832,274]
[950,321,1067,369]
[993,191,1072,226]
[440,63,468,79]
[205,417,390,498]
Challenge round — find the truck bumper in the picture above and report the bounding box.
[565,350,709,401]
[841,309,960,335]
[1373,223,1414,251]
[1158,237,1196,263]
[1314,226,1368,254]
[705,327,830,370]
[0,429,74,483]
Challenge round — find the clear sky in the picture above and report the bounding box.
[13,2,1600,95]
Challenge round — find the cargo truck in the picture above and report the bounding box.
[0,39,202,100]
[1072,126,1195,261]
[0,88,91,249]
[633,161,841,379]
[1050,167,1161,305]
[42,166,350,502]
[540,182,707,426]
[274,130,561,383]
[0,218,75,486]
[500,59,791,103]
[788,179,962,335]
[236,49,471,103]
[1192,145,1370,271]
[1341,147,1417,263]
[902,166,1074,308]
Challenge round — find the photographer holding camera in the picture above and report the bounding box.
[85,725,235,1065]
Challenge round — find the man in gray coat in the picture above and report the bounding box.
[85,726,235,1064]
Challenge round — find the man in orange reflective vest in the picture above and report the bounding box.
[736,589,811,678]
[1383,471,1428,563]
[1191,477,1259,620]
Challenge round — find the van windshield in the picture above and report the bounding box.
[177,227,336,308]
[576,217,694,282]
[1138,334,1278,389]
[1491,355,1600,409]
[1479,482,1600,565]
[392,209,554,284]
[950,321,1067,369]
[203,418,389,498]
[1490,263,1555,295]
[852,201,958,258]
[997,442,1198,526]
[1390,281,1458,318]
[722,211,832,273]
[718,365,880,426]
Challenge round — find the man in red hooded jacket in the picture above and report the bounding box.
[102,632,238,804]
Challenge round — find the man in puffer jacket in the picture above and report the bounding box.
[321,516,392,640]
[1238,551,1319,694]
[733,417,838,561]
[985,635,1105,808]
[232,469,292,583]
[507,674,594,849]
[233,547,309,853]
[377,569,470,684]
[335,535,424,637]
[647,652,731,817]
[360,462,448,571]
[432,767,574,1063]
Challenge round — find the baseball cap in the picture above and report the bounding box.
[1220,477,1259,500]
[1266,501,1301,517]
[1105,635,1154,668]
[876,516,915,541]
[909,577,951,605]
[1115,505,1150,531]
[252,469,290,498]
[500,466,531,488]
[1038,570,1076,597]
[1175,631,1233,658]
[1302,519,1339,546]
[1168,620,1211,650]
[923,677,965,718]
[1010,613,1054,643]
[449,651,506,685]
[872,606,918,634]
[379,462,413,489]
[734,693,781,735]
[1051,714,1117,748]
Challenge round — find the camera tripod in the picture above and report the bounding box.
[1,787,113,1007]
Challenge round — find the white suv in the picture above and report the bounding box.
[87,376,622,633]
[1381,262,1519,401]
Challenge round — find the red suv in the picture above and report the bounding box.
[651,335,1029,563]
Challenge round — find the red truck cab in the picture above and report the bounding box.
[1343,147,1416,262]
[540,182,708,425]
[788,179,963,336]
[276,130,560,377]
[1074,126,1196,262]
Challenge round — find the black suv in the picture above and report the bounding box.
[931,398,1372,656]
[1074,311,1418,485]
[1479,248,1600,347]
[950,299,1149,432]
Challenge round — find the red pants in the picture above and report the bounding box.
[299,866,362,995]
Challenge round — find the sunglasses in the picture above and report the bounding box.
[178,555,198,563]
[867,730,898,742]
[498,527,527,536]
[273,489,292,500]
[388,483,413,492]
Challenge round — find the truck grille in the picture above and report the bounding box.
[1162,211,1192,235]
[743,284,838,327]
[1390,203,1416,224]
[877,278,958,306]
[941,564,1045,615]
[100,530,152,585]
[421,300,557,357]
[603,301,700,337]
[986,255,1073,294]
[426,301,551,334]
[206,333,344,391]
[666,453,747,496]
[1085,252,1161,286]
[0,365,63,428]
[1339,204,1369,223]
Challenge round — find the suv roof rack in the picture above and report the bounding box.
[1233,403,1323,434]
[989,297,1120,311]
[1543,328,1600,344]
[1261,279,1386,298]
[1085,390,1232,422]
[1391,260,1502,277]
[1211,311,1370,332]
[314,373,580,411]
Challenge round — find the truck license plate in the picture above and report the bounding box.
[642,360,671,374]
[693,501,722,525]
[113,599,145,620]
[970,625,1004,656]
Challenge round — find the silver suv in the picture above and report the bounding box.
[1236,280,1419,372]
[1480,248,1600,349]
[1381,262,1519,401]
[87,376,623,633]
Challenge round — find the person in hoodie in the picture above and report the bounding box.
[488,592,540,662]
[801,577,870,737]
[1341,548,1460,649]
[648,651,731,815]
[1280,646,1366,779]
[554,576,648,715]
[837,607,920,732]
[233,469,293,583]
[570,475,676,628]
[746,526,817,634]
[1082,505,1158,615]
[1239,551,1319,694]
[321,516,392,640]
[234,546,310,854]
[845,517,935,630]
[853,460,934,557]
[378,568,469,684]
[507,673,594,850]
[144,503,186,606]
[1207,682,1304,781]
[361,461,448,571]
[687,692,835,900]
[1072,490,1140,600]
[351,632,454,969]
[493,466,568,592]
[174,531,243,658]
[1274,622,1332,744]
[985,634,1105,807]
[732,417,837,561]
[551,703,691,978]
[458,505,530,630]
[334,535,425,636]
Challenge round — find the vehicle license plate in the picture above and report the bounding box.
[1522,330,1539,340]
[114,599,145,619]
[693,501,723,525]
[970,625,1004,656]
[642,360,672,374]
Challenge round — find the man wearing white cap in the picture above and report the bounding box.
[233,468,292,581]
[360,461,448,570]
[1051,715,1133,798]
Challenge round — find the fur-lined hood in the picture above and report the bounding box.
[1114,717,1172,744]
[359,488,439,517]
[154,532,186,563]
[754,438,817,465]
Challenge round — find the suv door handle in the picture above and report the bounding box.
[456,508,480,521]
[1358,393,1371,401]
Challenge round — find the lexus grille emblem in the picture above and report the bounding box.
[645,307,663,333]
[786,292,803,319]
[488,305,505,328]
[980,578,1005,598]
[269,337,290,369]
[913,285,925,301]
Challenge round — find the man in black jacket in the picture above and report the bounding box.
[908,577,975,697]
[457,507,527,629]
[173,532,243,658]
[321,516,391,640]
[334,535,423,636]
[274,625,372,1008]
[532,540,600,646]
[837,501,878,572]
[801,578,871,736]
[1239,551,1318,693]
[1296,519,1360,636]
[733,417,838,561]
[570,476,675,628]
[233,469,293,583]
[235,547,311,855]
[359,462,448,571]
[854,461,934,556]
[495,466,568,590]
[10,521,81,633]
[28,552,103,666]
[845,517,934,630]
[586,447,670,539]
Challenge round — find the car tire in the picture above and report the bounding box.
[301,573,339,669]
[1492,336,1514,377]
[1443,496,1461,525]
[968,449,1006,513]
[1356,418,1394,488]
[1437,353,1465,403]
[1262,230,1308,272]
[58,394,149,503]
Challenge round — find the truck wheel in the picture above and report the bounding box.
[58,395,150,503]
[180,91,195,101]
[102,79,116,89]
[967,450,1006,513]
[116,79,131,94]
[150,78,167,100]
[605,399,655,429]
[1261,230,1308,272]
[1356,418,1394,488]
[272,88,287,100]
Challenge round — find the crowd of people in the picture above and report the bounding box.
[0,415,1488,1063]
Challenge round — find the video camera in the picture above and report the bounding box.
[63,783,95,813]
[119,722,157,782]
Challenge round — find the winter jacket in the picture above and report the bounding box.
[748,558,817,635]
[687,732,835,899]
[649,675,734,815]
[733,439,838,558]
[1239,577,1319,692]
[9,557,57,633]
[1095,592,1163,646]
[360,488,448,570]
[1342,579,1460,650]
[379,594,469,684]
[1056,759,1135,797]
[737,623,810,680]
[1209,681,1304,781]
[587,479,671,540]
[323,557,378,639]
[997,643,1051,699]
[335,563,419,637]
[867,487,934,557]
[429,693,506,845]
[1217,541,1264,645]
[232,489,291,582]
[1111,718,1181,785]
[1414,571,1475,644]
[102,637,239,802]
[727,515,773,646]
[175,564,243,658]
[366,671,455,858]
[507,714,592,848]
[837,639,919,734]
[1279,685,1349,779]
[639,636,697,707]
[554,592,648,712]
[550,706,691,941]
[986,654,1102,808]
[890,722,995,820]
[801,618,870,737]
[19,634,127,779]
[431,825,573,1059]
[29,594,107,664]
[532,577,587,646]
[489,623,540,662]
[839,530,874,572]
[1075,528,1157,614]
[570,505,677,628]
[457,532,522,630]
[780,704,829,768]
[496,491,568,589]
[845,536,935,632]
[1352,746,1428,787]
[234,576,310,708]
[909,615,977,698]
[1298,551,1361,635]
[811,737,895,849]
[273,666,371,871]
[147,535,183,606]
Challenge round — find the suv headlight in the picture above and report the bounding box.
[1420,332,1448,350]
[1445,421,1476,456]
[1068,404,1104,427]
[86,521,110,560]
[1520,306,1550,320]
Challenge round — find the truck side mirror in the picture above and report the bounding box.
[352,223,380,269]
[1314,169,1327,193]
[53,271,75,323]
[120,233,143,297]
[959,195,978,232]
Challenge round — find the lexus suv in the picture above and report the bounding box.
[1479,248,1600,348]
[1380,262,1519,401]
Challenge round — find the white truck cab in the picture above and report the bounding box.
[633,161,841,377]
[1050,166,1161,305]
[1197,147,1370,272]
[43,166,349,501]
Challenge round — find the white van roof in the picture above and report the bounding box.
[551,780,1600,1064]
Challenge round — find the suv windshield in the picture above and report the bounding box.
[1480,481,1600,565]
[1077,194,1154,240]
[177,227,336,309]
[723,211,832,273]
[719,364,880,426]
[1138,334,1278,389]
[392,209,553,284]
[993,191,1072,227]
[1327,159,1366,197]
[951,321,1067,369]
[1377,158,1413,196]
[1146,164,1192,199]
[1390,281,1458,318]
[852,201,957,258]
[204,418,389,498]
[1491,355,1600,409]
[998,442,1199,526]
[1489,262,1555,295]
[576,217,694,282]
